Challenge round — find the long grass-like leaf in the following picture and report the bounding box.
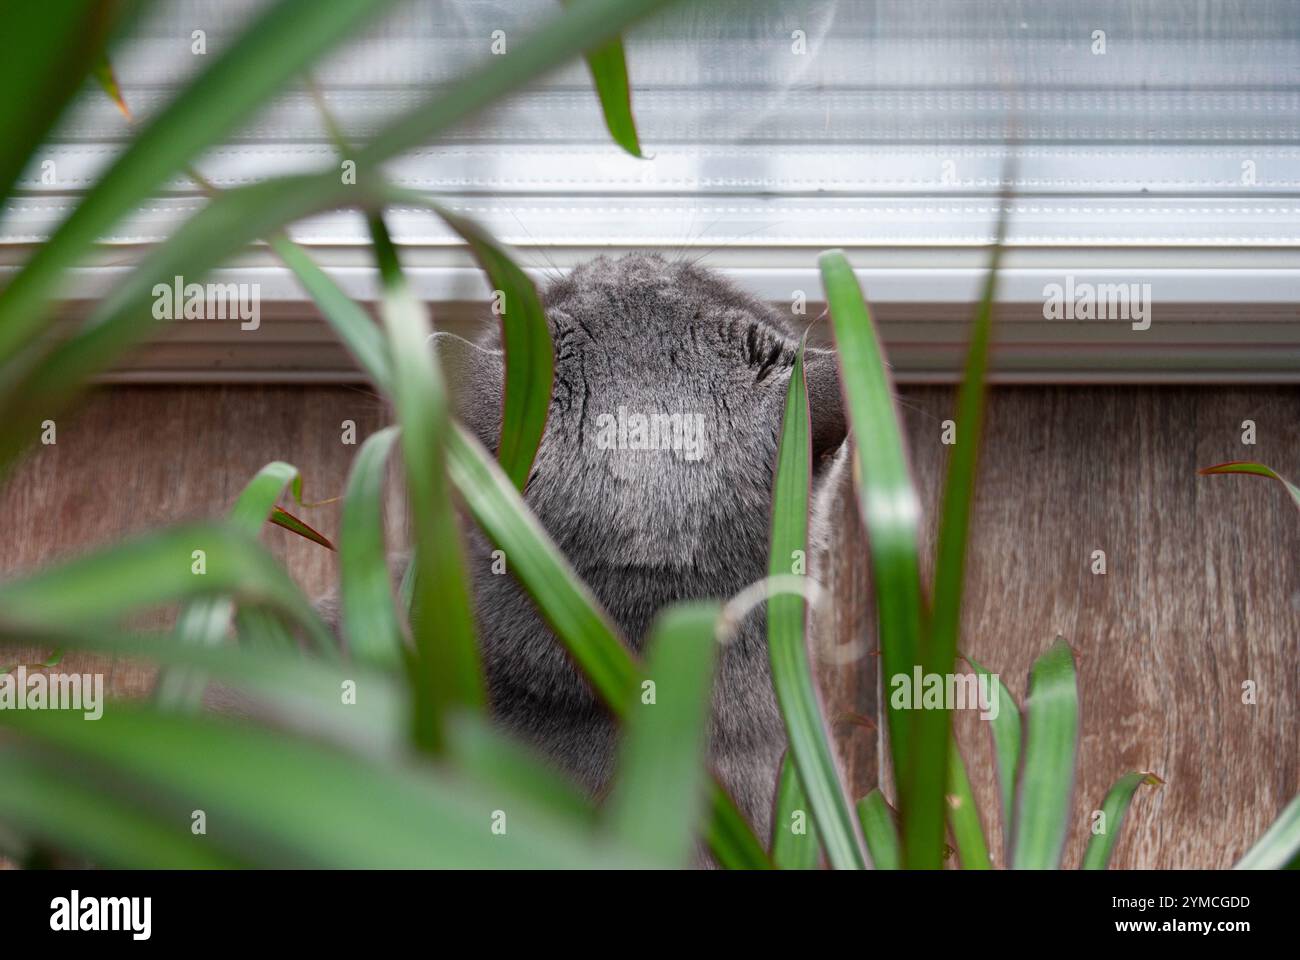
[156,461,319,708]
[1,1,685,477]
[607,602,719,866]
[703,790,772,870]
[0,0,400,364]
[0,522,331,653]
[769,342,866,869]
[444,425,769,868]
[254,246,765,863]
[0,707,644,868]
[268,506,335,550]
[1235,795,1300,869]
[927,206,1006,870]
[0,1,137,211]
[445,715,594,826]
[1199,460,1300,511]
[0,750,245,869]
[359,0,676,172]
[375,235,483,751]
[819,250,937,867]
[965,652,1021,857]
[0,626,406,758]
[282,194,553,494]
[339,426,404,668]
[0,0,685,475]
[1011,638,1079,869]
[856,790,901,869]
[272,235,392,385]
[0,175,382,473]
[1081,772,1162,869]
[946,737,992,869]
[771,752,822,869]
[559,1,643,156]
[92,54,132,120]
[408,201,553,491]
[447,425,636,703]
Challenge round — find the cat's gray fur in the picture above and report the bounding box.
[437,253,848,841]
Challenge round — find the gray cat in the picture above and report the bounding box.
[441,252,848,841]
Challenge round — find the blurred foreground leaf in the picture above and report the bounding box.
[608,603,719,866]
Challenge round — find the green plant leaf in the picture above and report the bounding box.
[228,460,309,532]
[0,625,406,758]
[703,790,773,870]
[339,425,405,668]
[768,341,866,869]
[272,235,392,385]
[92,53,132,120]
[405,199,553,491]
[1235,795,1300,869]
[359,0,675,171]
[447,425,636,704]
[856,790,901,870]
[398,552,419,616]
[0,1,137,211]
[0,706,643,868]
[0,0,401,365]
[927,207,1006,870]
[559,1,643,156]
[375,235,484,751]
[0,0,686,475]
[234,606,301,654]
[0,521,332,653]
[1011,637,1079,869]
[771,752,821,869]
[819,249,936,867]
[946,737,992,869]
[1081,771,1163,869]
[156,461,321,709]
[0,174,383,474]
[268,506,335,550]
[445,424,770,868]
[1199,461,1300,511]
[607,602,719,866]
[963,652,1021,861]
[445,714,594,825]
[281,195,553,495]
[0,749,246,869]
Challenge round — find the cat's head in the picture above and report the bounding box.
[443,252,845,624]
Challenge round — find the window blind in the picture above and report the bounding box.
[6,0,1298,381]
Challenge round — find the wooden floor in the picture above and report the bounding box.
[2,383,1297,868]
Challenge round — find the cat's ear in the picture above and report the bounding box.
[432,331,503,454]
[802,347,847,461]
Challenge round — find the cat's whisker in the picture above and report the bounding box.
[686,218,788,270]
[505,209,564,284]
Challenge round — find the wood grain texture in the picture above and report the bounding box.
[1,384,1295,869]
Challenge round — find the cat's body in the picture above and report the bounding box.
[441,253,848,840]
